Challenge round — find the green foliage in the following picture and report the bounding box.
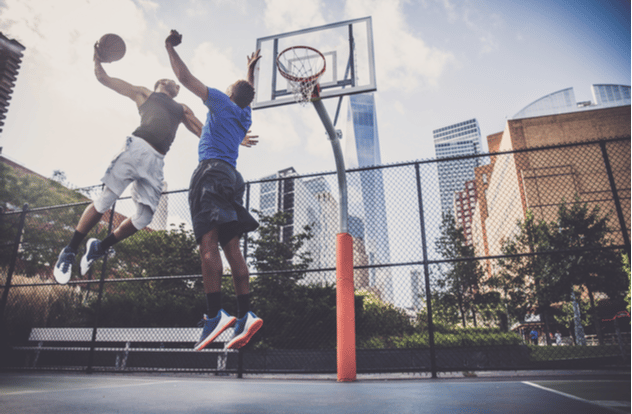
[551,199,627,302]
[528,345,628,361]
[434,213,491,328]
[493,199,628,346]
[359,328,522,349]
[0,163,90,274]
[553,292,591,332]
[0,163,87,210]
[90,223,206,326]
[249,210,336,349]
[2,274,92,343]
[493,210,561,320]
[94,282,204,327]
[109,223,201,278]
[355,290,415,343]
[624,253,631,313]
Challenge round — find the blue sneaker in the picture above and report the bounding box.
[80,238,106,275]
[195,309,237,351]
[53,246,76,285]
[226,311,263,349]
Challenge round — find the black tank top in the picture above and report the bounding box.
[132,92,184,154]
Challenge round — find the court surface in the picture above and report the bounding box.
[0,370,629,413]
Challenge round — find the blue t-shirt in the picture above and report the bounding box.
[198,87,252,167]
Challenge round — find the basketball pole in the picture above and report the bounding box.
[312,98,356,382]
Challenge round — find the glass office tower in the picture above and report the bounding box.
[433,119,484,213]
[345,94,393,303]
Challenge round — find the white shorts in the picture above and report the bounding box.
[101,135,165,212]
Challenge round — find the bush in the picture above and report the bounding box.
[359,328,522,349]
[2,273,90,343]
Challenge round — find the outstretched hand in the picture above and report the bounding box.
[241,131,259,148]
[247,50,261,69]
[166,30,182,47]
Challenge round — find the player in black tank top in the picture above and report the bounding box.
[132,92,184,154]
[53,46,203,285]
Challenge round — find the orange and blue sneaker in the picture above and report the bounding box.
[226,311,263,349]
[195,309,236,351]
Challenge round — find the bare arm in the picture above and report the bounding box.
[181,104,203,138]
[246,50,261,86]
[93,46,150,107]
[165,30,208,102]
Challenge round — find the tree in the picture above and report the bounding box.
[248,210,337,349]
[493,211,562,344]
[0,164,89,275]
[551,199,628,345]
[434,213,486,328]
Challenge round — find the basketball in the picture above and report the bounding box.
[96,33,126,63]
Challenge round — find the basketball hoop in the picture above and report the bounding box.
[276,46,326,105]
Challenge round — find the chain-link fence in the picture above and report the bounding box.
[1,137,630,375]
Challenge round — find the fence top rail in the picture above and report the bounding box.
[1,136,628,213]
[28,327,234,342]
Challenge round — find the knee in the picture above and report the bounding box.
[93,188,119,214]
[131,204,154,230]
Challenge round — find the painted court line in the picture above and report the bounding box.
[4,379,182,396]
[522,381,623,413]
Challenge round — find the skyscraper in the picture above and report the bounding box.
[345,94,393,303]
[258,167,332,284]
[433,119,485,213]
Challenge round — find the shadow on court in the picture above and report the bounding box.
[0,370,629,413]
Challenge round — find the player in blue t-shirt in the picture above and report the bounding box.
[166,30,263,351]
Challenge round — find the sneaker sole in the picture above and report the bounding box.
[53,267,71,285]
[194,316,236,351]
[80,239,99,276]
[226,318,263,349]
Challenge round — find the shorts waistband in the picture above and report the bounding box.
[129,135,165,159]
[199,158,235,169]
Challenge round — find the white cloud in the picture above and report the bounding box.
[190,42,242,91]
[0,0,160,186]
[263,0,327,33]
[425,0,503,55]
[344,0,455,91]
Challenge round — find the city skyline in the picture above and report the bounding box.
[1,0,628,195]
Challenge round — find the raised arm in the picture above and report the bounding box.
[165,30,208,102]
[181,104,203,138]
[93,45,150,107]
[246,50,261,87]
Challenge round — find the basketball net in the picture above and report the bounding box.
[276,46,326,106]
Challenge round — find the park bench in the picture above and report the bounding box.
[13,326,238,372]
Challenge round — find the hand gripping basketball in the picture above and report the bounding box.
[95,34,126,63]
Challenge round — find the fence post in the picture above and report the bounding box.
[599,141,631,256]
[86,201,117,373]
[237,182,252,379]
[415,164,437,378]
[0,203,28,323]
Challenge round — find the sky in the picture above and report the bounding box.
[0,0,629,193]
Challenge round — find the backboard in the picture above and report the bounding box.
[252,16,376,110]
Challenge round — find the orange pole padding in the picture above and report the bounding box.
[336,232,356,382]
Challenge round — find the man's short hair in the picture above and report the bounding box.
[154,79,169,90]
[232,80,255,109]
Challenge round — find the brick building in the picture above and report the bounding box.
[471,104,631,275]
